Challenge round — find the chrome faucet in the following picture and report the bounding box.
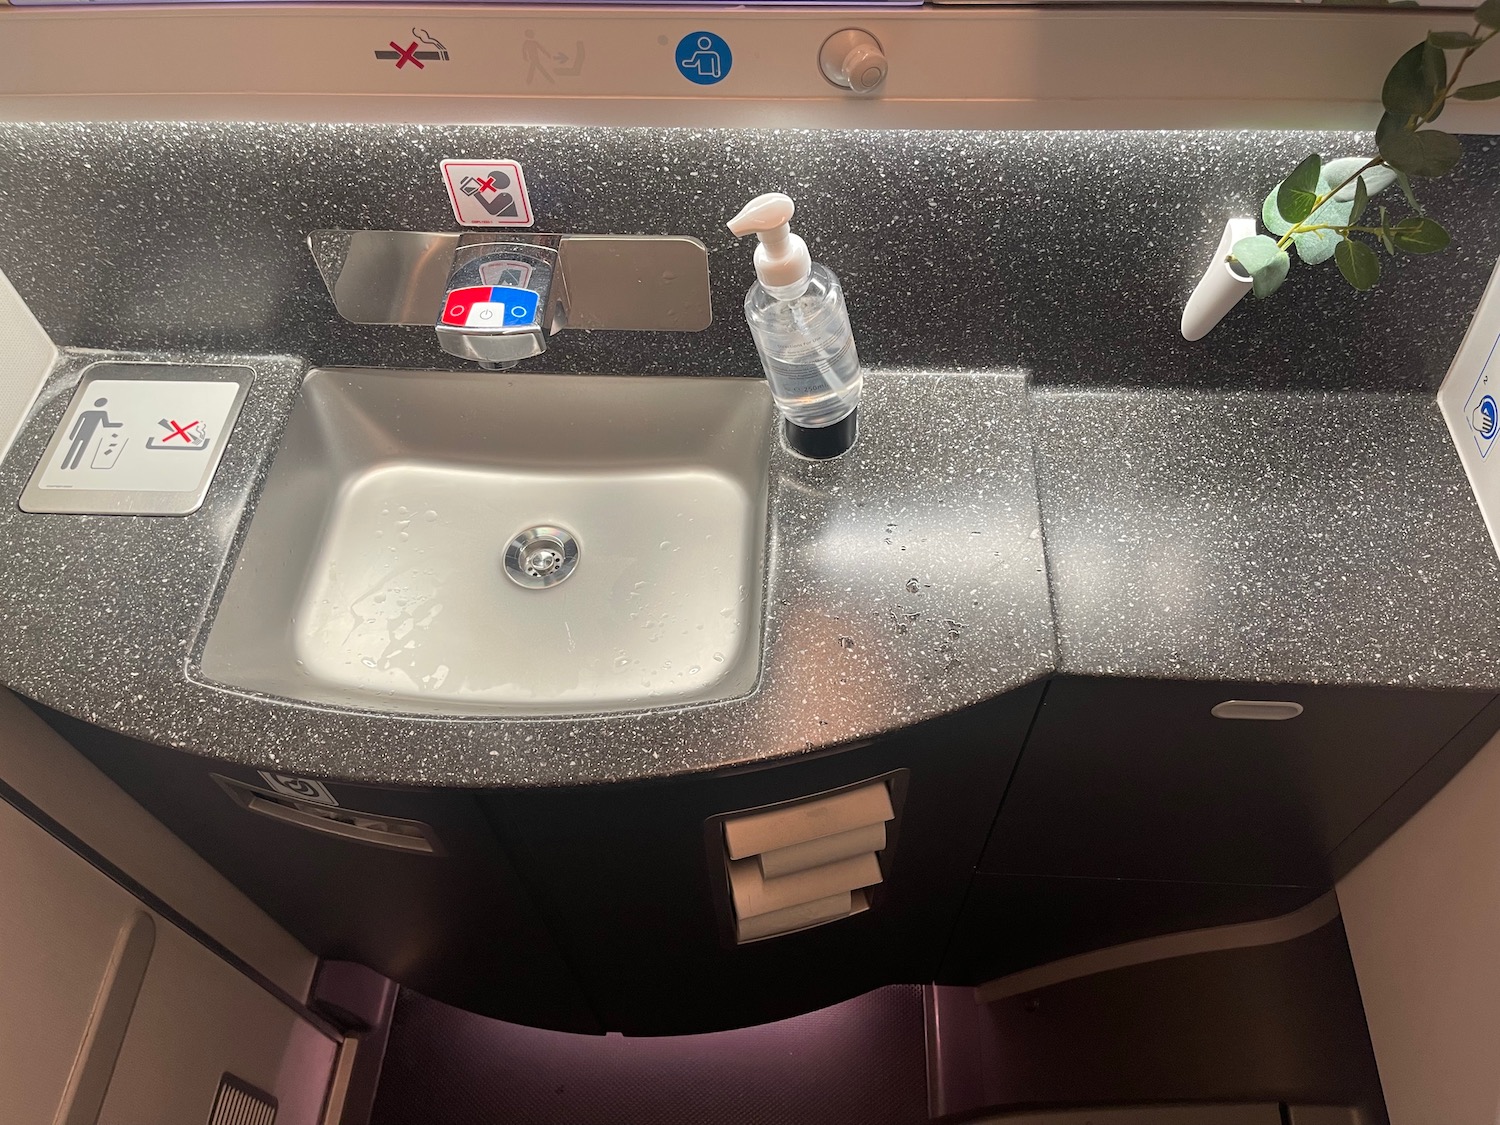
[308,228,713,370]
[436,234,562,370]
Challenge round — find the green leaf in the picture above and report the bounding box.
[1231,235,1282,273]
[1379,126,1463,177]
[1252,251,1291,299]
[1276,154,1323,224]
[1393,168,1424,214]
[1378,206,1397,254]
[1349,176,1370,225]
[1477,0,1500,29]
[1335,239,1381,291]
[1375,110,1401,147]
[1427,30,1483,49]
[1424,40,1450,91]
[1383,43,1440,117]
[1454,79,1500,100]
[1232,236,1290,299]
[1390,216,1452,253]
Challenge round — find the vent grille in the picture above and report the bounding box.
[208,1073,277,1125]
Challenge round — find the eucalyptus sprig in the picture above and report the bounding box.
[1230,0,1500,298]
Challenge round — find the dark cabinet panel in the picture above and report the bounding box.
[982,677,1495,886]
[34,704,601,1034]
[482,685,1044,1035]
[942,873,1321,985]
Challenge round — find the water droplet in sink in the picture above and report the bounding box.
[424,510,438,522]
[659,541,671,551]
[398,532,410,542]
[614,656,629,669]
[712,652,724,662]
[688,665,700,675]
[361,656,377,668]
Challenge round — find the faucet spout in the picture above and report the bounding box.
[435,233,561,368]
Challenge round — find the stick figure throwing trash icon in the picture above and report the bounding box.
[62,398,124,470]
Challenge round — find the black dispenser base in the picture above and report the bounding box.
[785,410,858,460]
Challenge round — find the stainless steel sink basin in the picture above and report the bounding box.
[198,368,772,716]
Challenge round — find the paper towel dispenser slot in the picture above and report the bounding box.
[710,774,903,945]
[758,821,887,879]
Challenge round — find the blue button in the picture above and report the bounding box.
[490,286,540,327]
[675,31,731,86]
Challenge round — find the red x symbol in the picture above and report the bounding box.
[163,419,199,443]
[390,41,424,69]
[474,175,497,193]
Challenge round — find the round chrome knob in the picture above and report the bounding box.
[820,30,888,94]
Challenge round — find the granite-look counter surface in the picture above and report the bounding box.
[0,353,1055,786]
[3,355,1497,788]
[1032,386,1500,689]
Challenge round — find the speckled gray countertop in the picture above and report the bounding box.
[0,352,1055,786]
[2,354,1497,788]
[1032,386,1500,688]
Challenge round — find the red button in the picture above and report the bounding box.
[441,287,490,326]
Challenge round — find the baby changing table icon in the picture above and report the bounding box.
[145,417,211,451]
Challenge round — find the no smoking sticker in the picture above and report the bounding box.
[441,159,534,228]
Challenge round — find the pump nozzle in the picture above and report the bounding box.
[727,192,813,296]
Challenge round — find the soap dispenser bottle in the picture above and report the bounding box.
[728,193,861,459]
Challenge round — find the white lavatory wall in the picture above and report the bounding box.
[0,689,319,999]
[1440,256,1500,564]
[0,265,56,461]
[1337,726,1500,1125]
[0,774,337,1125]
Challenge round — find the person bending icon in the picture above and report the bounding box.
[62,397,124,470]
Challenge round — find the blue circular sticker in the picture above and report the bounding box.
[1478,394,1498,441]
[675,31,732,86]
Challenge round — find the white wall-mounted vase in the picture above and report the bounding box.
[1181,216,1257,342]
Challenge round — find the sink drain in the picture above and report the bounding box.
[504,526,580,589]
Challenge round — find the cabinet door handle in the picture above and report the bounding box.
[1211,700,1304,721]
